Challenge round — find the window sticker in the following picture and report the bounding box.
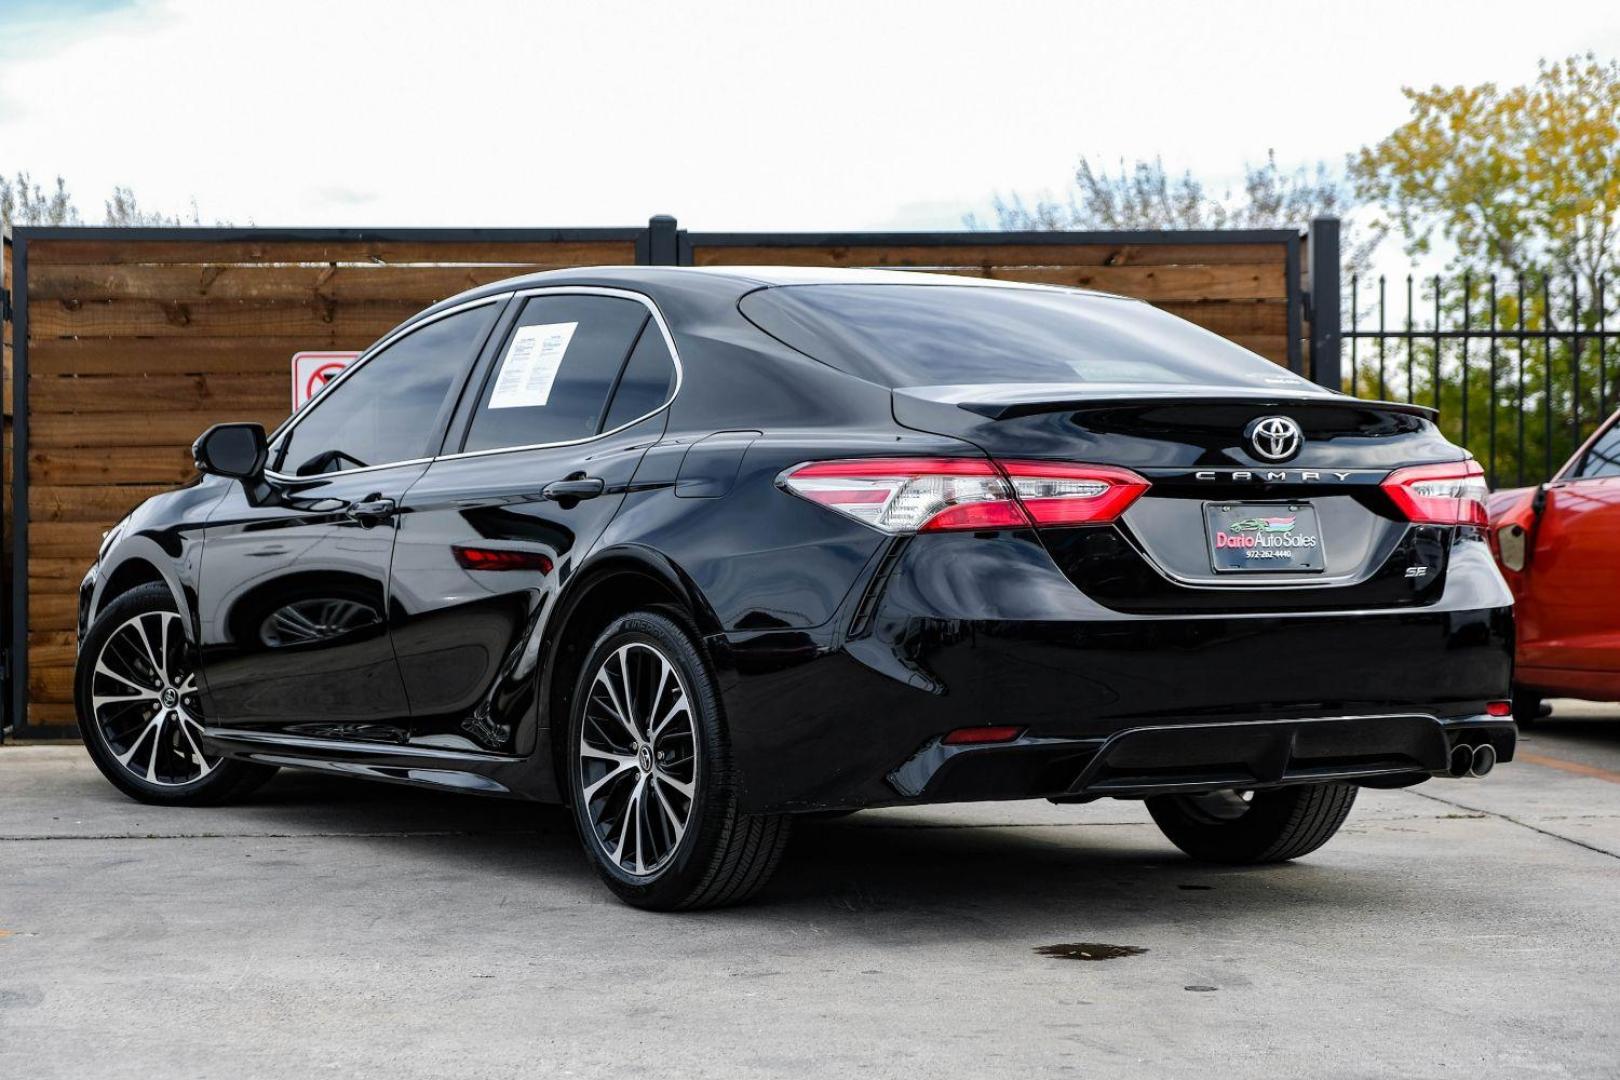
[488,322,578,409]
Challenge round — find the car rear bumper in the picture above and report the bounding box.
[712,530,1515,812]
[888,713,1516,804]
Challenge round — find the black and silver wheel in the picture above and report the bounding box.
[76,583,276,806]
[566,610,791,909]
[1146,782,1357,864]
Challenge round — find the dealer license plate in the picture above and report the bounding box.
[1203,502,1325,573]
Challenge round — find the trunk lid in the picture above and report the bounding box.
[893,383,1462,613]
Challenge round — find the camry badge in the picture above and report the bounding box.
[1247,416,1304,462]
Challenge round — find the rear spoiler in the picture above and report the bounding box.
[894,382,1441,422]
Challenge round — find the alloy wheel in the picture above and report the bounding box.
[88,610,217,786]
[577,641,698,877]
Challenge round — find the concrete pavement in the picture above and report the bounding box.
[2,703,1618,1079]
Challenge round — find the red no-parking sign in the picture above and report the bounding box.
[290,351,361,411]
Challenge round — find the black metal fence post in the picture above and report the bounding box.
[7,234,27,740]
[644,215,680,266]
[1308,218,1341,391]
[1,231,9,741]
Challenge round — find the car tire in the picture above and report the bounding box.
[566,609,791,910]
[1146,782,1357,864]
[1512,688,1545,725]
[76,583,278,806]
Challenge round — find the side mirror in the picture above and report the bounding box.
[193,423,268,480]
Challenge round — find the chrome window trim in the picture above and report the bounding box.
[263,286,682,480]
[265,294,508,481]
[433,285,684,463]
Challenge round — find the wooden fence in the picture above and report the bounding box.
[2,218,1333,736]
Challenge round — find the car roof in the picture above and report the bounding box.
[430,263,1133,315]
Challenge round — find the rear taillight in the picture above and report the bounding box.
[1380,460,1489,527]
[779,458,1149,533]
[1000,461,1150,526]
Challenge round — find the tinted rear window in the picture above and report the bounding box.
[739,284,1305,390]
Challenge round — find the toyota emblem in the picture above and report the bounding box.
[1247,416,1304,462]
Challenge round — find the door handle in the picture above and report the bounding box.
[541,476,606,502]
[346,495,397,525]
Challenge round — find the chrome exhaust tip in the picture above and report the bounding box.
[1469,743,1497,778]
[1449,743,1475,778]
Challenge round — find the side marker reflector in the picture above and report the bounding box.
[942,726,1024,746]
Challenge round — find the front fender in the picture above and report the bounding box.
[84,479,228,643]
[90,536,192,632]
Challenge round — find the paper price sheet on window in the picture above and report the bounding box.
[489,322,578,409]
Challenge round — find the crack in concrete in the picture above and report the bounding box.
[1405,788,1620,861]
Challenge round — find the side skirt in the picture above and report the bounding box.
[201,727,541,799]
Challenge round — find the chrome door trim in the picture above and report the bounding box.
[263,285,684,479]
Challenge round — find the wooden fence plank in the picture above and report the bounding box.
[28,523,110,558]
[30,264,537,304]
[30,373,286,414]
[1154,300,1288,337]
[31,411,287,449]
[27,631,79,669]
[30,337,370,376]
[27,659,74,704]
[27,703,79,728]
[30,262,1286,304]
[30,594,79,633]
[1225,335,1289,364]
[29,559,89,586]
[934,262,1288,301]
[29,446,196,485]
[29,238,637,266]
[29,298,420,339]
[30,484,173,523]
[690,242,1289,269]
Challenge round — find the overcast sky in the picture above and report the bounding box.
[2,0,1618,233]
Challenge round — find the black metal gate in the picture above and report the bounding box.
[1346,270,1617,489]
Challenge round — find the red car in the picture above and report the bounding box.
[1488,409,1620,721]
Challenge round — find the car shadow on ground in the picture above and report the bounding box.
[1530,711,1620,743]
[211,768,1402,925]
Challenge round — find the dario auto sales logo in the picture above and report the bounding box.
[1214,515,1317,550]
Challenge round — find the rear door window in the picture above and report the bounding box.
[601,323,677,431]
[462,295,650,453]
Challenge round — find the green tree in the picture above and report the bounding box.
[1352,53,1620,289]
[1351,55,1620,485]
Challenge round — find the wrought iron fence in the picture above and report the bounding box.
[1346,271,1616,489]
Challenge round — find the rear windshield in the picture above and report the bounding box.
[739,283,1304,390]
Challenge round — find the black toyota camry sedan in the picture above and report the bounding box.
[75,266,1516,909]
